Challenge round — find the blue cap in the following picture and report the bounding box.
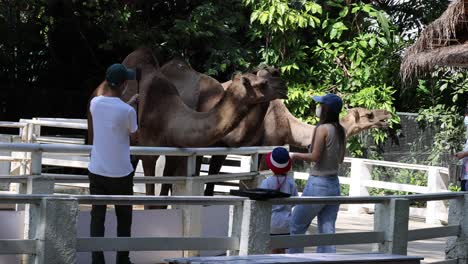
[312,93,343,113]
[271,147,290,165]
[105,63,136,88]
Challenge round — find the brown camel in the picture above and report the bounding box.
[86,48,288,196]
[203,100,391,195]
[150,63,391,196]
[150,60,287,197]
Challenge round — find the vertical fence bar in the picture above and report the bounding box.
[426,167,448,224]
[23,150,53,263]
[175,155,203,258]
[374,198,409,255]
[348,158,373,214]
[239,200,271,255]
[228,203,244,256]
[186,155,197,178]
[445,194,468,262]
[240,153,259,190]
[31,197,79,264]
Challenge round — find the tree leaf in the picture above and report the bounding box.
[339,7,348,18]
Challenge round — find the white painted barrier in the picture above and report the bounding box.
[0,119,453,224]
[0,193,466,264]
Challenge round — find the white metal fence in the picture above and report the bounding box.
[0,193,465,264]
[0,139,462,264]
[0,118,454,224]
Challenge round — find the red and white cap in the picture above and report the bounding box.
[266,147,292,175]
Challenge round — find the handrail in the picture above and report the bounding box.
[0,122,28,128]
[0,192,465,205]
[343,157,447,171]
[23,119,87,130]
[0,142,277,155]
[0,172,258,184]
[0,194,247,205]
[269,192,465,204]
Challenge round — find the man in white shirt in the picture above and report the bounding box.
[88,63,138,264]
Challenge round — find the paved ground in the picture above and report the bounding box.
[304,210,447,264]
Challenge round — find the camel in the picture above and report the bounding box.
[150,63,391,196]
[202,101,391,195]
[142,60,288,197]
[86,48,288,196]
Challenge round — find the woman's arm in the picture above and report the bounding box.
[456,151,468,159]
[290,125,327,163]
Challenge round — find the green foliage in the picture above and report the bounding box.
[245,0,402,155]
[449,183,461,192]
[0,0,463,164]
[414,69,468,164]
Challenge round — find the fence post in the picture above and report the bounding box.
[30,197,79,264]
[239,199,271,255]
[227,203,244,256]
[373,198,409,255]
[172,155,203,257]
[23,150,54,263]
[239,153,259,190]
[426,167,448,224]
[348,158,373,214]
[445,194,468,263]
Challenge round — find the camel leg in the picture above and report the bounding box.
[131,155,139,171]
[160,184,171,196]
[141,156,158,196]
[195,156,203,176]
[258,154,268,171]
[161,156,187,196]
[204,155,227,196]
[142,156,166,210]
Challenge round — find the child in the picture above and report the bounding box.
[260,147,298,254]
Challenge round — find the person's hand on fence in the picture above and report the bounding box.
[455,151,468,159]
[289,152,296,160]
[127,94,139,107]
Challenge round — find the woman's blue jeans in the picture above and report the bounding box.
[288,175,340,253]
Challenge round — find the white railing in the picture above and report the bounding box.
[0,119,453,224]
[294,157,450,224]
[0,193,465,264]
[0,142,274,260]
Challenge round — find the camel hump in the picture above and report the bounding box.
[160,59,201,109]
[122,47,160,69]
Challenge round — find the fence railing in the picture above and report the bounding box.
[293,157,450,224]
[0,119,454,224]
[0,142,274,260]
[0,193,466,264]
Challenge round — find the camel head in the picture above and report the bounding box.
[251,65,288,100]
[340,107,392,137]
[228,72,288,105]
[122,47,159,69]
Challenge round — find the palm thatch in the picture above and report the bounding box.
[400,0,468,83]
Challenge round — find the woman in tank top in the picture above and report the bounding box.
[288,93,346,254]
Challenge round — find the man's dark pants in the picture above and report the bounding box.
[88,171,134,264]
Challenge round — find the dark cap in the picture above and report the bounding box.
[105,63,136,88]
[312,93,343,113]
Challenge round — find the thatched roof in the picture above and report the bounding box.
[400,0,468,83]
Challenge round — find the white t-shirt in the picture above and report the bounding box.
[259,175,298,234]
[88,96,138,177]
